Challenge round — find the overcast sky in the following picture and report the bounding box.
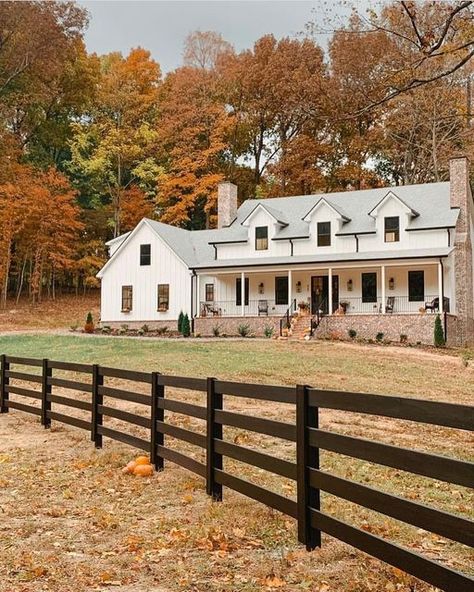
[79,0,343,73]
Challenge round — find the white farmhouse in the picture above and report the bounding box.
[97,156,474,345]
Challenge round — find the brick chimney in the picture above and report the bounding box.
[450,156,474,345]
[217,181,237,228]
[450,156,472,233]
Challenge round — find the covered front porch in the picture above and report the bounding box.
[196,259,452,321]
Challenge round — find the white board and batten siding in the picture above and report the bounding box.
[100,222,191,324]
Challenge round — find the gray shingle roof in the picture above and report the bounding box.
[100,181,459,274]
[231,182,458,239]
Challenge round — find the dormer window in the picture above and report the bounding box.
[140,244,151,265]
[255,226,268,250]
[384,217,399,242]
[317,222,331,247]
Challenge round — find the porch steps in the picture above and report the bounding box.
[288,314,312,340]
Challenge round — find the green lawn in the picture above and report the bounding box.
[0,333,472,403]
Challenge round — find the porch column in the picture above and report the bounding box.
[328,268,333,314]
[381,265,386,314]
[438,262,444,314]
[196,274,201,317]
[288,269,292,309]
[241,271,245,316]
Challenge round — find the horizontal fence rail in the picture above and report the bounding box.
[0,353,472,591]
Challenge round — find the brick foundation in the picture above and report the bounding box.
[315,314,438,345]
[194,316,280,337]
[100,320,178,331]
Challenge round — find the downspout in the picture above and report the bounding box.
[447,228,451,247]
[190,270,196,334]
[354,234,359,253]
[440,258,447,341]
[289,239,294,257]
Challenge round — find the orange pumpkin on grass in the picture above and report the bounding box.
[133,463,154,477]
[135,456,151,466]
[122,461,137,474]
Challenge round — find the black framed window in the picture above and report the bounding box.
[157,284,169,311]
[408,270,424,301]
[275,276,289,305]
[121,285,133,311]
[205,283,214,302]
[255,226,268,250]
[384,217,399,242]
[317,221,331,246]
[140,244,151,265]
[361,273,377,303]
[236,278,249,306]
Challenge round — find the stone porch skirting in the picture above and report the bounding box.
[315,313,449,345]
[194,316,281,337]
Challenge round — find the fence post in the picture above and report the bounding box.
[91,364,103,448]
[151,372,164,470]
[0,355,9,414]
[206,376,222,501]
[296,384,321,550]
[41,359,52,428]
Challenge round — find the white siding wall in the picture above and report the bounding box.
[100,222,191,323]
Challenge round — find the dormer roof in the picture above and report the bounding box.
[240,202,289,227]
[368,191,420,218]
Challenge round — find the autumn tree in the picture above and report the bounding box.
[183,30,233,70]
[156,66,231,228]
[219,35,328,193]
[68,48,162,237]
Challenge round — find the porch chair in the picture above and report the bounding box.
[258,299,269,316]
[201,302,222,317]
[424,297,450,313]
[385,296,395,314]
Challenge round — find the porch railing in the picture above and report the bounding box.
[279,298,297,336]
[199,300,288,318]
[337,295,447,315]
[310,297,327,336]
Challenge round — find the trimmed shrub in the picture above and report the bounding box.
[178,311,184,333]
[348,329,357,339]
[400,334,408,343]
[141,324,149,333]
[212,324,221,337]
[237,323,250,337]
[376,332,384,343]
[181,314,191,337]
[84,312,94,334]
[157,326,168,336]
[434,314,445,347]
[264,324,274,338]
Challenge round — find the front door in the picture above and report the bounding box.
[311,275,339,314]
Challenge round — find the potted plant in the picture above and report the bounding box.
[298,301,309,315]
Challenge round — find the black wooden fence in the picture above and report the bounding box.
[0,353,473,591]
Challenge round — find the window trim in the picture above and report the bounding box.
[140,243,151,266]
[408,270,424,302]
[384,217,400,243]
[121,285,133,312]
[157,284,170,312]
[361,272,377,303]
[317,221,331,247]
[205,283,214,302]
[255,226,268,251]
